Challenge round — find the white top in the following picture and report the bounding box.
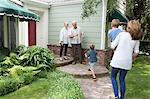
[110,32,140,70]
[59,27,69,44]
[69,27,83,44]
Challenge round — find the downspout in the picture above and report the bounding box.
[100,0,107,50]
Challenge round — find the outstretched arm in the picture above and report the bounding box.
[133,41,140,60]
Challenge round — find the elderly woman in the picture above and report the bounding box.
[59,22,69,61]
[110,20,143,99]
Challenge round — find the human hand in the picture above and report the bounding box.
[85,53,87,58]
[60,41,63,45]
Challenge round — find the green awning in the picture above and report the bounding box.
[108,9,128,23]
[0,0,40,21]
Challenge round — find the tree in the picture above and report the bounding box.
[126,0,150,53]
[81,0,118,20]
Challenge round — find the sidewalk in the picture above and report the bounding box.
[57,63,114,99]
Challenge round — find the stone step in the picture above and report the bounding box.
[55,56,74,66]
[57,64,109,79]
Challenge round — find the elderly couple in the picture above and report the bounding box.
[59,21,83,65]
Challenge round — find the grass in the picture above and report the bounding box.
[0,78,49,99]
[0,70,84,99]
[126,56,150,99]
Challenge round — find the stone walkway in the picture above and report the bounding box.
[57,63,114,99]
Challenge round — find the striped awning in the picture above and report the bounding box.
[0,0,40,21]
[108,9,128,23]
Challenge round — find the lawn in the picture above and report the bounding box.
[126,56,150,99]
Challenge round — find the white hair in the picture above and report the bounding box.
[64,22,68,25]
[72,20,77,24]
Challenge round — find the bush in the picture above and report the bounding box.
[0,45,56,96]
[18,46,55,70]
[0,77,19,96]
[47,70,84,99]
[0,46,56,71]
[0,72,37,96]
[0,46,84,98]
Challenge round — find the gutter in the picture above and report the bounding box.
[20,0,50,8]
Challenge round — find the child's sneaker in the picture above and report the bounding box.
[93,77,97,81]
[59,57,63,61]
[64,56,68,60]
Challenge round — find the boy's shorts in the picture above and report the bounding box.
[88,62,97,69]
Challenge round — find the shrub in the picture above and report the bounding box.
[0,45,56,96]
[47,70,84,99]
[16,46,56,71]
[0,71,37,96]
[0,77,18,96]
[0,46,56,72]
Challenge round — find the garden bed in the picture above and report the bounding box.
[0,45,84,98]
[0,70,84,99]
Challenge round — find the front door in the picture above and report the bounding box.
[28,21,36,46]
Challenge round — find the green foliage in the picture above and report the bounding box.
[0,46,56,71]
[126,0,150,41]
[1,70,84,99]
[0,77,18,96]
[125,0,135,19]
[47,71,84,99]
[107,0,117,13]
[14,45,27,55]
[18,46,55,70]
[81,0,118,19]
[0,72,36,96]
[0,46,83,98]
[81,0,101,19]
[0,45,56,96]
[8,66,23,78]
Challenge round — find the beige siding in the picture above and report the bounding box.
[48,2,103,49]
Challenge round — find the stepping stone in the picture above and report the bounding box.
[57,64,109,78]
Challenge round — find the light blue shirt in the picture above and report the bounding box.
[108,28,123,41]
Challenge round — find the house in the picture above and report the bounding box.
[20,0,128,66]
[19,0,49,48]
[0,0,39,51]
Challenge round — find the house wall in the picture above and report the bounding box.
[48,1,103,49]
[21,1,49,48]
[117,0,126,14]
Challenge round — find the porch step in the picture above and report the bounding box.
[57,64,109,78]
[55,56,74,66]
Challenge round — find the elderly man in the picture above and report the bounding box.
[69,21,83,64]
[59,22,69,61]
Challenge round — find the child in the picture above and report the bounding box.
[108,19,123,42]
[85,44,97,81]
[108,19,123,60]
